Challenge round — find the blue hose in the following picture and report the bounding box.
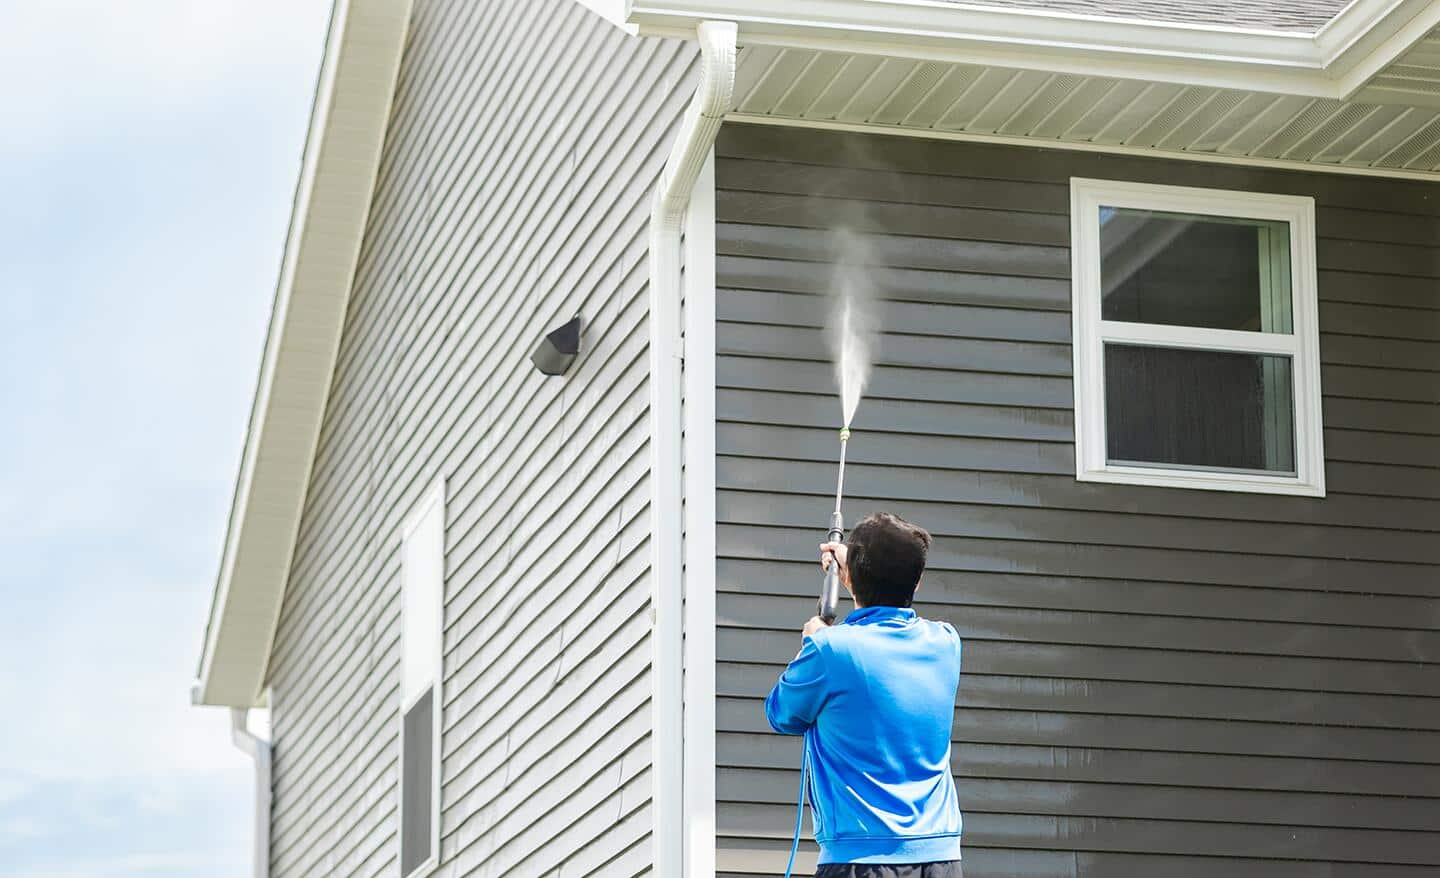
[783,737,810,878]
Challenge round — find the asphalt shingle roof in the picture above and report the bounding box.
[941,0,1353,33]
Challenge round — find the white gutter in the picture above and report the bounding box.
[649,19,736,878]
[230,707,272,878]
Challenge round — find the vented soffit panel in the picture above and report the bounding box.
[628,0,1440,101]
[726,36,1440,178]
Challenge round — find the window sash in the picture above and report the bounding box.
[1099,320,1298,356]
[400,685,438,878]
[1070,177,1325,497]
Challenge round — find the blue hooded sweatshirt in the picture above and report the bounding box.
[764,605,962,865]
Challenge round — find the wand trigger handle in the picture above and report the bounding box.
[818,511,845,624]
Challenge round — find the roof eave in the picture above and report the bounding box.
[629,0,1440,99]
[194,0,413,708]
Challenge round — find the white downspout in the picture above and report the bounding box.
[649,19,736,878]
[230,707,272,878]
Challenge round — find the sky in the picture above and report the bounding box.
[0,2,331,875]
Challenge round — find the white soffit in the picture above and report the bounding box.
[1361,25,1440,105]
[630,0,1440,99]
[195,0,412,708]
[726,41,1440,175]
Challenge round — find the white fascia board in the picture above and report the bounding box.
[571,0,640,32]
[629,0,1436,99]
[194,0,412,708]
[1320,0,1440,95]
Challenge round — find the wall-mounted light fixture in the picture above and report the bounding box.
[530,314,583,376]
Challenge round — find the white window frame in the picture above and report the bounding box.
[1070,178,1326,497]
[398,479,445,878]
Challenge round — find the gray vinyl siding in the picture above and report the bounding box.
[263,2,695,876]
[713,124,1440,876]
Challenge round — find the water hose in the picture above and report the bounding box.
[783,736,811,878]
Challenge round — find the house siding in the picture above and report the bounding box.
[263,2,696,875]
[713,124,1440,876]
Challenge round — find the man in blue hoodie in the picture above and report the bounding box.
[765,512,962,878]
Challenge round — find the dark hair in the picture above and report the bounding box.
[845,512,932,607]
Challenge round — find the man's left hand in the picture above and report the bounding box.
[803,615,829,640]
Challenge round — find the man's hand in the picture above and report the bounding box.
[803,615,830,640]
[819,541,848,575]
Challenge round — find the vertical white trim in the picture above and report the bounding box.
[1069,178,1325,496]
[649,204,685,878]
[682,151,718,877]
[649,21,735,878]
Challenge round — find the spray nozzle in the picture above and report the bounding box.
[839,426,851,442]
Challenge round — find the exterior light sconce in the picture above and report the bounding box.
[531,314,583,376]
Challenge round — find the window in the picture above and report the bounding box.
[1070,178,1324,496]
[399,480,445,877]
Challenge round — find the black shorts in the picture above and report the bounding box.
[814,862,963,878]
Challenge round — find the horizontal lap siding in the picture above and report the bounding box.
[265,2,694,876]
[713,125,1440,877]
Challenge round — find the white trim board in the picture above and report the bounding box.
[1069,178,1326,497]
[681,151,718,877]
[631,0,1440,99]
[723,114,1440,182]
[648,21,736,877]
[570,0,640,33]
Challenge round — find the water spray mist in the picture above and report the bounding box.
[817,235,878,624]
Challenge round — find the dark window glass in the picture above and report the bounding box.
[1100,207,1292,333]
[401,686,434,876]
[1105,344,1295,473]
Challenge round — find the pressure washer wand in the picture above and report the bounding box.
[818,427,850,624]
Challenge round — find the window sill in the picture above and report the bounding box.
[1078,463,1326,497]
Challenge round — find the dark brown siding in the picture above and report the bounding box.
[713,124,1440,877]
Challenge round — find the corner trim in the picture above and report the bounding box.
[681,150,718,877]
[648,20,736,877]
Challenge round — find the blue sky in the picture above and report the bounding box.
[0,2,330,874]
